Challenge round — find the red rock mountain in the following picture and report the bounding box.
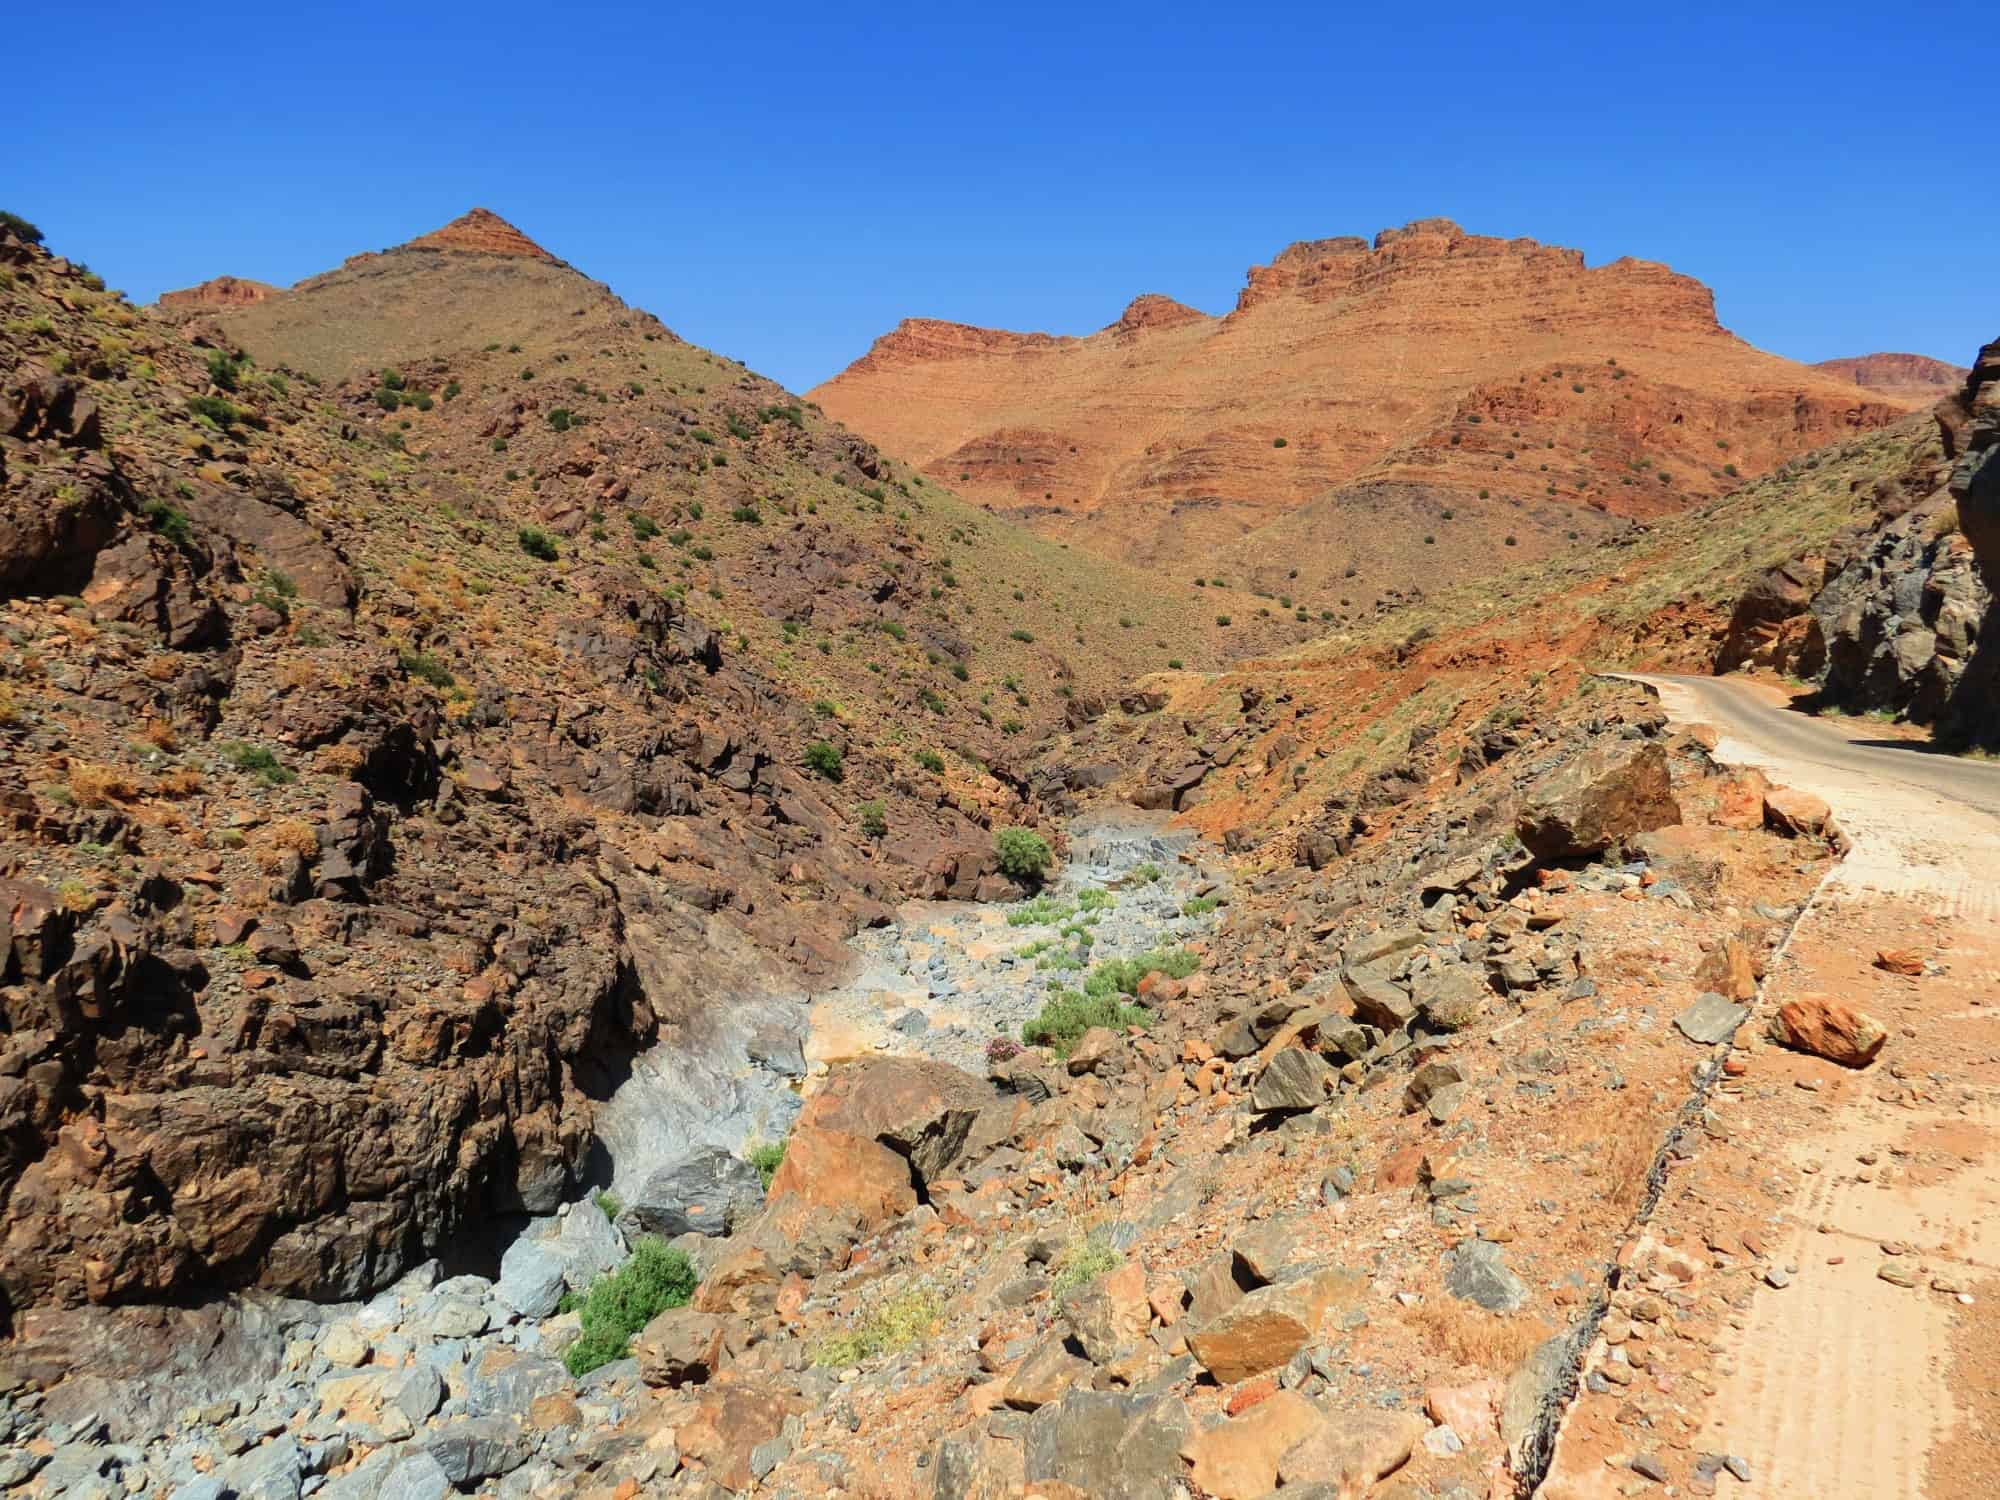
[814,218,1915,596]
[156,275,279,310]
[1812,352,1969,406]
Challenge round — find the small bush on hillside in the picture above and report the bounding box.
[206,351,244,391]
[0,210,45,244]
[143,500,194,548]
[547,408,574,432]
[373,387,401,412]
[518,527,559,561]
[593,1189,623,1221]
[914,749,946,774]
[813,1288,941,1368]
[563,1240,697,1376]
[1050,1235,1122,1295]
[225,743,295,786]
[994,826,1052,880]
[804,740,844,781]
[399,650,455,688]
[188,395,240,428]
[858,799,887,837]
[630,513,660,541]
[1271,436,1287,448]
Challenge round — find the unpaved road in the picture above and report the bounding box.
[1546,673,2000,1499]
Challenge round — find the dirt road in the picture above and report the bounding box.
[1540,674,2000,1499]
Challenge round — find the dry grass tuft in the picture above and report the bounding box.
[1402,1288,1551,1371]
[68,762,139,807]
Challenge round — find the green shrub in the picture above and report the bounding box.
[518,527,559,561]
[206,351,244,391]
[1128,862,1162,884]
[188,395,240,428]
[1021,987,1153,1057]
[858,799,887,837]
[373,387,401,412]
[563,1239,697,1376]
[812,1287,940,1368]
[630,513,660,541]
[548,408,573,431]
[746,1139,786,1190]
[1271,436,1287,448]
[1083,947,1198,999]
[593,1190,623,1222]
[399,650,455,688]
[1050,1235,1121,1295]
[1183,894,1221,916]
[1009,629,1034,643]
[994,826,1052,880]
[804,740,844,781]
[730,505,762,524]
[0,210,45,245]
[143,500,193,548]
[225,743,295,786]
[914,749,946,775]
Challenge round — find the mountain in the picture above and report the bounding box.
[813,218,1913,607]
[1812,351,1969,405]
[0,209,1300,1317]
[156,275,278,310]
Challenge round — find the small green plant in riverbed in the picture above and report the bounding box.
[562,1239,696,1376]
[1021,988,1153,1057]
[1007,894,1076,928]
[1050,1235,1121,1295]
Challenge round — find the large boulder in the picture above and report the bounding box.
[1022,1390,1193,1500]
[765,1056,994,1236]
[634,1306,730,1388]
[1768,994,1888,1067]
[1515,741,1680,860]
[1186,1264,1366,1383]
[618,1147,766,1240]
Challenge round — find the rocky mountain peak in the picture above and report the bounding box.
[1107,293,1206,336]
[156,275,279,310]
[398,207,555,260]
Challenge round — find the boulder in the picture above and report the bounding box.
[1187,1264,1366,1383]
[619,1147,766,1240]
[1768,994,1888,1067]
[424,1416,531,1485]
[1180,1389,1323,1500]
[1250,1048,1334,1113]
[1003,1337,1092,1411]
[372,1452,452,1500]
[635,1306,730,1388]
[494,1238,570,1318]
[1022,1390,1193,1500]
[463,1347,568,1419]
[1674,992,1749,1046]
[675,1381,804,1494]
[1412,963,1491,1032]
[1339,963,1416,1031]
[1515,741,1680,859]
[1276,1408,1426,1492]
[1443,1239,1526,1312]
[1763,787,1832,838]
[1062,1261,1150,1365]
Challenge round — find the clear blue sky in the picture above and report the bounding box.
[13,2,1992,392]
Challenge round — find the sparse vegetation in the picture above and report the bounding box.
[517,527,559,561]
[994,826,1052,880]
[225,743,295,786]
[813,1287,941,1368]
[562,1239,697,1377]
[1050,1235,1122,1295]
[747,1139,787,1190]
[804,740,844,781]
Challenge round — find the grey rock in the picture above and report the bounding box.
[1674,993,1750,1046]
[464,1349,568,1419]
[424,1416,530,1484]
[388,1361,445,1425]
[617,1147,766,1240]
[1341,963,1416,1031]
[494,1239,569,1319]
[374,1451,453,1500]
[1250,1048,1334,1112]
[1022,1390,1192,1500]
[1444,1239,1526,1312]
[424,1298,488,1339]
[169,1482,226,1500]
[221,1437,305,1500]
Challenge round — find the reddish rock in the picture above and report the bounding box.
[1186,1264,1366,1383]
[1763,786,1833,837]
[1276,1408,1426,1491]
[1768,994,1889,1067]
[1181,1389,1322,1500]
[675,1381,803,1493]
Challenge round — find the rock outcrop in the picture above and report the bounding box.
[814,218,1912,601]
[157,276,280,311]
[1814,352,1968,406]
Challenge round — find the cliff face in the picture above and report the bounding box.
[156,276,280,311]
[813,218,1914,598]
[1814,352,1969,406]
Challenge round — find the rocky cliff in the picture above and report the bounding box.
[813,218,1913,607]
[1814,351,1968,406]
[156,276,279,311]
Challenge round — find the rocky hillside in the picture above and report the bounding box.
[813,218,1912,611]
[1813,351,1968,405]
[0,209,1316,1325]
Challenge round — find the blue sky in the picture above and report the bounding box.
[12,2,1992,392]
